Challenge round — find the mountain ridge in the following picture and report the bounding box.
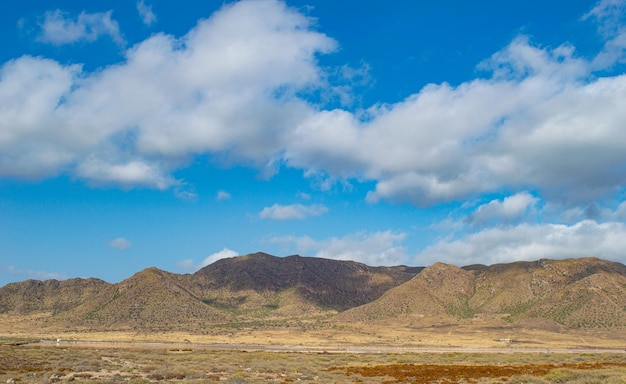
[337,257,626,328]
[2,253,626,331]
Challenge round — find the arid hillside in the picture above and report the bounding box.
[0,253,419,329]
[0,277,109,315]
[59,267,230,330]
[185,252,421,313]
[337,257,626,328]
[1,254,626,332]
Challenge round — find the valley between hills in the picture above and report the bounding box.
[2,253,626,350]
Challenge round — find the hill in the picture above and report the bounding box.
[60,267,230,330]
[0,253,419,329]
[185,252,420,316]
[0,278,109,315]
[2,255,626,331]
[337,257,626,328]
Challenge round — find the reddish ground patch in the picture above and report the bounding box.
[330,361,626,383]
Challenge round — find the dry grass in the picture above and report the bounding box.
[2,344,626,384]
[3,311,626,350]
[3,312,626,383]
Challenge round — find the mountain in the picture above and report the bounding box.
[335,262,475,322]
[185,252,421,315]
[0,277,109,315]
[0,253,419,329]
[337,257,626,328]
[2,254,626,330]
[60,267,230,330]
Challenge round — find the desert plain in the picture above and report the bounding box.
[3,312,626,383]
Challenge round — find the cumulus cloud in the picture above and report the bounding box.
[417,220,626,266]
[465,192,538,226]
[1,0,335,188]
[137,0,157,26]
[108,237,131,250]
[37,10,124,45]
[271,230,408,266]
[287,36,626,207]
[177,248,239,272]
[2,0,626,214]
[259,203,328,220]
[77,158,174,189]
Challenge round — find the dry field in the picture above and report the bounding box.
[3,314,626,383]
[2,343,626,383]
[2,312,626,349]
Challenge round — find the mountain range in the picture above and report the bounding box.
[2,253,626,331]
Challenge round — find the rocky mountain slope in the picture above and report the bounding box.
[185,252,421,314]
[0,253,419,329]
[2,254,626,330]
[0,277,110,315]
[60,267,230,330]
[337,257,626,328]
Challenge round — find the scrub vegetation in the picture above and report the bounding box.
[2,344,626,383]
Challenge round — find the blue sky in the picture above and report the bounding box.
[2,0,626,286]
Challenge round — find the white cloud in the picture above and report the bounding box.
[1,0,335,188]
[137,0,157,26]
[200,248,239,268]
[466,192,538,226]
[271,230,408,266]
[417,220,626,266]
[38,10,124,45]
[583,0,626,68]
[259,203,328,220]
[108,237,131,250]
[178,248,239,272]
[2,0,626,215]
[216,190,232,200]
[0,56,81,178]
[77,158,174,189]
[585,0,626,23]
[286,35,626,207]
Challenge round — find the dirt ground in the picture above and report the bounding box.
[2,312,626,350]
[3,313,626,383]
[2,342,626,383]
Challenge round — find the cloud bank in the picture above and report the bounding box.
[2,0,335,188]
[418,220,626,266]
[3,0,626,267]
[2,0,624,211]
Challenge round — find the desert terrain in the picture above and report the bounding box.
[2,254,626,382]
[2,313,626,383]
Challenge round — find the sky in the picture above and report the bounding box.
[2,0,626,286]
